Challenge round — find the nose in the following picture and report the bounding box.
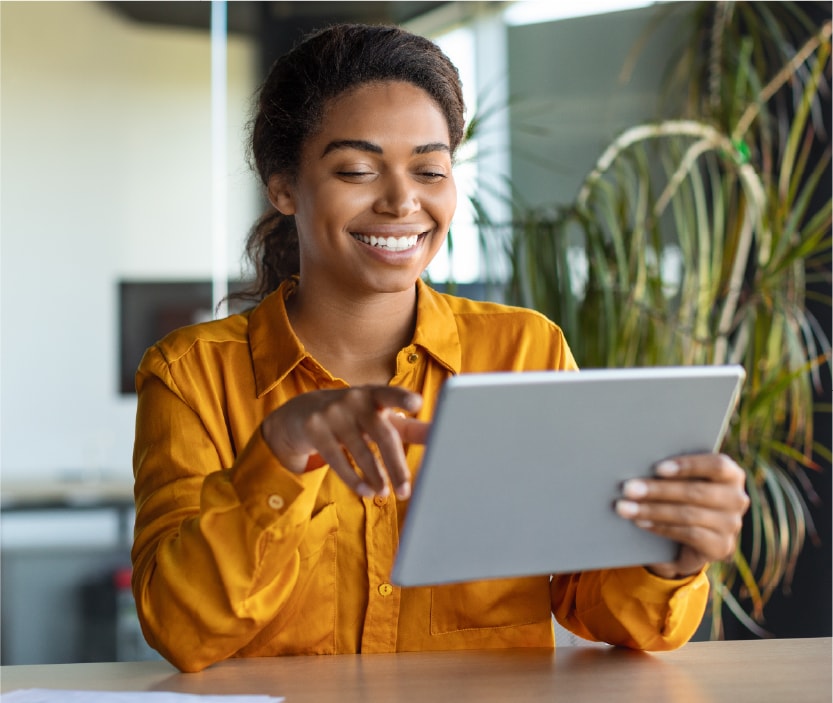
[373,172,419,217]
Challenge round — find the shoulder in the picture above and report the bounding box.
[136,310,254,393]
[432,287,563,335]
[422,284,577,372]
[151,311,252,366]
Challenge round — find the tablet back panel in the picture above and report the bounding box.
[392,365,745,587]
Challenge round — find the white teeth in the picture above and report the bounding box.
[353,233,420,251]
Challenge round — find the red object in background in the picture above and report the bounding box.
[113,566,132,591]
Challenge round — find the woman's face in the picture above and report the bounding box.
[269,81,457,297]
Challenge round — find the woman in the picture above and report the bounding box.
[132,24,749,673]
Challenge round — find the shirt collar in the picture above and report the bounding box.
[248,277,462,397]
[249,278,307,398]
[413,278,462,376]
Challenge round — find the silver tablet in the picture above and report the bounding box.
[392,365,745,587]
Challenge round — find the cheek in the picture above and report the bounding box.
[295,182,366,231]
[427,182,458,227]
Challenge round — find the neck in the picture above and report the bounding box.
[286,281,419,386]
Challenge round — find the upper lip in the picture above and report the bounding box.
[349,224,432,236]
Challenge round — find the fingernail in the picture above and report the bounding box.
[635,520,654,529]
[395,482,411,500]
[655,460,679,477]
[356,483,375,498]
[615,500,640,518]
[622,479,648,499]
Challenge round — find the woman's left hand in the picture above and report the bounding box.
[615,454,750,579]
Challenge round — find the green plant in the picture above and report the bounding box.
[478,3,831,637]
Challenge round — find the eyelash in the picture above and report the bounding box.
[336,171,447,181]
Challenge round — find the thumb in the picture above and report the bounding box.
[370,386,423,414]
[372,387,428,444]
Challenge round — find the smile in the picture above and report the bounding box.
[351,233,422,251]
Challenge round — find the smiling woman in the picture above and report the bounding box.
[130,23,749,674]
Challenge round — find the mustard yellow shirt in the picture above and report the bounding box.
[132,278,709,673]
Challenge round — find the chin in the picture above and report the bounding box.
[362,270,424,295]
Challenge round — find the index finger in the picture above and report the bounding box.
[654,453,745,485]
[388,414,431,445]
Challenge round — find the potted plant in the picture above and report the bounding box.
[474,2,831,637]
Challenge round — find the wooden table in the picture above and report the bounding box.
[1,638,830,702]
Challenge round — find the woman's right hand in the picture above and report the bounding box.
[261,386,430,499]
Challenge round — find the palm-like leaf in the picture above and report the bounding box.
[476,3,831,637]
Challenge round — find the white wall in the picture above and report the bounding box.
[0,1,260,481]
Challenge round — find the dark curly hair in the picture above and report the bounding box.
[238,23,466,301]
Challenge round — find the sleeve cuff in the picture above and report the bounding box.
[610,565,709,604]
[229,427,328,531]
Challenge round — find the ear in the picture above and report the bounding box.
[267,174,296,216]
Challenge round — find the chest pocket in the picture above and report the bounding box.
[430,576,552,635]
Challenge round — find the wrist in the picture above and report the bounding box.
[645,559,707,580]
[261,415,308,474]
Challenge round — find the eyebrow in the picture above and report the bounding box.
[321,139,450,157]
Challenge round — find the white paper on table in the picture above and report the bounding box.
[0,691,284,703]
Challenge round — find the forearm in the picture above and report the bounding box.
[132,370,326,671]
[132,459,321,671]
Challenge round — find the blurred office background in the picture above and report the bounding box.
[1,0,829,664]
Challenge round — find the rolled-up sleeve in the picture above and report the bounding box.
[551,566,710,650]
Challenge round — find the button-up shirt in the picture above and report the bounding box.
[132,278,709,673]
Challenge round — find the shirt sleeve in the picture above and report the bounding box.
[131,346,327,672]
[550,566,710,650]
[545,320,709,649]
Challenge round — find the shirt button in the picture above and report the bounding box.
[267,494,285,511]
[378,583,394,597]
[407,352,419,364]
[373,496,387,507]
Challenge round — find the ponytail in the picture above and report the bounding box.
[232,211,299,304]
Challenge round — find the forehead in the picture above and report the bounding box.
[312,81,451,148]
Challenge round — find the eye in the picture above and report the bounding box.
[412,158,451,183]
[336,170,375,182]
[416,171,448,183]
